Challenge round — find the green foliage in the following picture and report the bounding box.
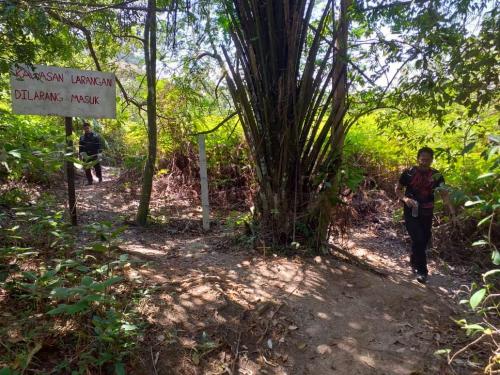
[0,194,146,374]
[349,0,499,125]
[451,263,499,369]
[0,105,65,183]
[437,129,498,370]
[0,187,29,207]
[345,114,412,171]
[0,1,80,74]
[225,210,252,229]
[346,109,498,191]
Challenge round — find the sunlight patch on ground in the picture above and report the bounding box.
[317,312,330,320]
[348,321,363,330]
[125,243,167,256]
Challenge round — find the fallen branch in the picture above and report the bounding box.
[231,330,242,374]
[257,302,285,344]
[257,284,300,344]
[329,243,389,277]
[449,333,488,364]
[150,346,159,375]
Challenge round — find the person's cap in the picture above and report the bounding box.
[83,122,90,127]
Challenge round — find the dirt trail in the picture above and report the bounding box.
[73,168,470,375]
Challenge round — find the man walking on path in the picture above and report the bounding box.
[396,147,455,284]
[79,121,103,185]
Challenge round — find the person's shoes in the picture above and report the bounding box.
[416,273,427,284]
[86,181,93,186]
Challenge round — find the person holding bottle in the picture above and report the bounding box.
[396,147,455,284]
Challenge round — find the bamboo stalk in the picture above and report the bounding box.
[218,0,350,247]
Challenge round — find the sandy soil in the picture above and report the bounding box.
[71,167,474,375]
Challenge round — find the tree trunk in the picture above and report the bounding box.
[136,0,157,226]
[314,0,351,249]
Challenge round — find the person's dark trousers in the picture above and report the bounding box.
[404,207,433,276]
[84,155,102,184]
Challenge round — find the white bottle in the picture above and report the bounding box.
[412,201,419,218]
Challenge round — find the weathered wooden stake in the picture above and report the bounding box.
[65,116,77,226]
[198,134,210,231]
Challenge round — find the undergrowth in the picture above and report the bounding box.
[0,189,149,374]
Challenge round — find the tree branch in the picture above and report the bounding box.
[308,24,378,87]
[45,9,147,110]
[28,0,171,13]
[358,0,429,12]
[449,333,488,364]
[188,111,238,136]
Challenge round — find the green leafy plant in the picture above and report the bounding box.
[0,192,145,374]
[437,134,499,372]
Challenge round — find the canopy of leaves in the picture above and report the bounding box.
[348,0,499,125]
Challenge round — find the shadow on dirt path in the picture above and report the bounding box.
[72,168,470,375]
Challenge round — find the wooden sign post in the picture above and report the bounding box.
[10,64,116,225]
[65,117,77,225]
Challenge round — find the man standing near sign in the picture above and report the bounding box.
[79,122,103,185]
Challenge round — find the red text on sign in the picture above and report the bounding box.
[70,94,100,105]
[14,69,64,83]
[71,75,113,87]
[14,89,63,102]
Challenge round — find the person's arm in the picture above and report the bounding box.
[395,183,417,208]
[396,170,417,208]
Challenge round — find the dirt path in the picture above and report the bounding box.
[73,168,471,375]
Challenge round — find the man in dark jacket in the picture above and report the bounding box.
[396,147,455,284]
[79,122,103,185]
